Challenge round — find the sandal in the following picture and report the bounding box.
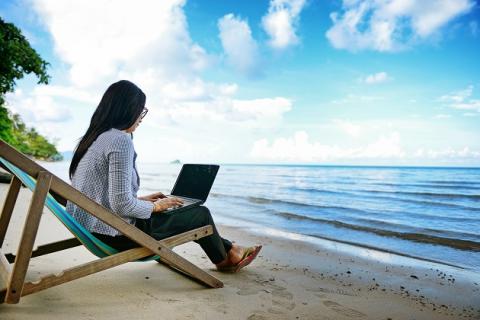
[217,245,262,273]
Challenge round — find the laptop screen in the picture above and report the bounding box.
[171,164,219,202]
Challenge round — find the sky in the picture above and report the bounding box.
[1,0,479,166]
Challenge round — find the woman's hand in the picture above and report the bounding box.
[138,192,166,202]
[152,197,184,213]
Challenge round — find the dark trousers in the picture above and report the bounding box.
[94,206,232,264]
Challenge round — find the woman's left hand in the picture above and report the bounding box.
[138,192,167,202]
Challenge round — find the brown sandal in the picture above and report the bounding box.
[217,245,262,273]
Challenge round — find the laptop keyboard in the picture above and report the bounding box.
[165,195,199,210]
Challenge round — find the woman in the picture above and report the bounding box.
[66,80,261,272]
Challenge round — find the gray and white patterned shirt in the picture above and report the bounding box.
[66,128,154,236]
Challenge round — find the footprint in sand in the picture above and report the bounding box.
[237,288,262,296]
[307,287,356,297]
[247,313,269,320]
[269,287,296,313]
[236,275,296,315]
[267,307,285,315]
[272,289,295,310]
[272,288,294,301]
[323,300,366,318]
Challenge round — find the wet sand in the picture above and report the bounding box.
[1,183,479,319]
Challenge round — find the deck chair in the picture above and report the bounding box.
[0,140,223,304]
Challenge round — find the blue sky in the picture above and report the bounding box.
[1,0,479,165]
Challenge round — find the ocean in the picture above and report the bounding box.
[41,161,480,271]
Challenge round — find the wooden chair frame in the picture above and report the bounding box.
[0,140,223,304]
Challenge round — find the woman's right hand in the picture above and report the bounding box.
[152,197,184,213]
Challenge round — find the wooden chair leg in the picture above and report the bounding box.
[21,247,153,297]
[4,238,82,263]
[5,171,52,304]
[0,176,22,247]
[19,226,215,298]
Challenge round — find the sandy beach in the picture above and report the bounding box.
[1,182,479,320]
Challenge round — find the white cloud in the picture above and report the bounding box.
[250,131,404,161]
[230,97,292,122]
[414,147,480,159]
[262,0,306,49]
[326,0,474,52]
[333,119,362,137]
[218,14,260,76]
[11,0,294,157]
[153,96,292,126]
[331,94,383,105]
[439,85,473,103]
[440,85,480,112]
[6,88,72,123]
[33,85,97,104]
[355,132,404,158]
[251,131,480,162]
[434,114,451,119]
[364,71,390,84]
[454,100,480,111]
[33,0,211,88]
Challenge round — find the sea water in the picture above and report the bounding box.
[42,161,480,271]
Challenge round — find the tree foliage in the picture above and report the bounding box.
[10,113,62,160]
[0,17,62,161]
[0,105,14,143]
[0,17,49,95]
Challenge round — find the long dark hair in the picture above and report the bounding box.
[69,80,146,179]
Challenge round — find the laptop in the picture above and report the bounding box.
[165,164,220,212]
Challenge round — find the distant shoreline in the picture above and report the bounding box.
[49,157,480,169]
[219,163,480,169]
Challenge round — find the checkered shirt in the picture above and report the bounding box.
[65,128,154,236]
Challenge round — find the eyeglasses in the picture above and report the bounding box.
[140,108,148,119]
